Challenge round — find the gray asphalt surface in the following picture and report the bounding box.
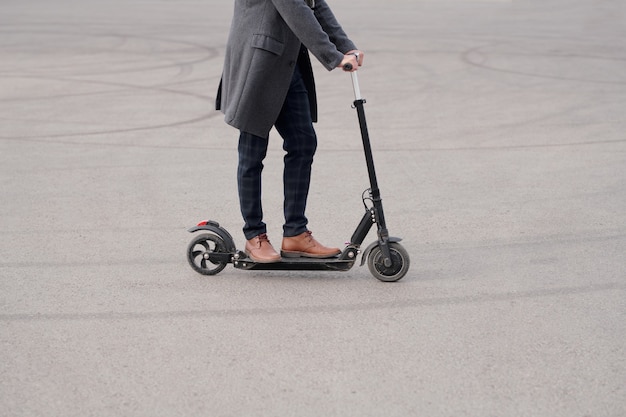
[1,0,625,416]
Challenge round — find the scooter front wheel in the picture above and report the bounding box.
[187,233,229,276]
[367,242,410,282]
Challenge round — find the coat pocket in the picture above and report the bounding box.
[251,34,285,56]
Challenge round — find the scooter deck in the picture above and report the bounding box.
[233,254,355,272]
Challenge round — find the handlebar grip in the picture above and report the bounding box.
[343,63,353,71]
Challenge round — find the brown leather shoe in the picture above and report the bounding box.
[245,234,281,263]
[281,231,341,258]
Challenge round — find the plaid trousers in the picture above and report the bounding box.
[238,65,318,240]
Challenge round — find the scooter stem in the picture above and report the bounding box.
[347,69,393,267]
[350,71,362,101]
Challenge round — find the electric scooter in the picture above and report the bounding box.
[186,65,410,282]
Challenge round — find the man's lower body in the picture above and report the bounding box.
[237,65,340,263]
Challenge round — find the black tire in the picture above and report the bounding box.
[187,233,228,276]
[367,242,410,282]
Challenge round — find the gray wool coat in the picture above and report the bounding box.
[216,0,357,138]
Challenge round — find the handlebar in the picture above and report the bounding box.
[342,52,359,72]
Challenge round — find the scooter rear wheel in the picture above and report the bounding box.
[187,233,228,275]
[367,242,410,282]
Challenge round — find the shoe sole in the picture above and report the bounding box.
[245,251,281,263]
[280,250,341,259]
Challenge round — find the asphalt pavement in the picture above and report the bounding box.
[1,0,625,416]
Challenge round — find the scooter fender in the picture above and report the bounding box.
[187,220,237,252]
[359,237,403,266]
